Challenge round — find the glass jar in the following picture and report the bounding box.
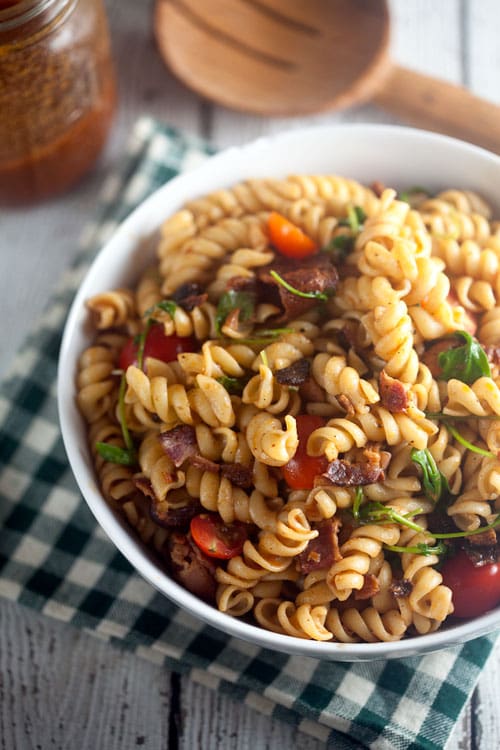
[0,0,117,205]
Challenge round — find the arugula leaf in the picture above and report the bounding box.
[444,422,495,458]
[425,412,500,421]
[358,498,500,543]
[323,234,355,262]
[384,541,447,556]
[215,290,255,334]
[410,448,450,503]
[438,330,491,384]
[95,442,136,466]
[117,373,135,455]
[357,501,425,532]
[217,374,251,395]
[144,299,178,318]
[339,205,366,232]
[136,318,153,371]
[352,487,364,520]
[269,270,329,301]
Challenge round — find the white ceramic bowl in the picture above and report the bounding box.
[58,124,500,660]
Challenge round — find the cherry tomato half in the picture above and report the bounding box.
[190,513,248,560]
[440,550,500,618]
[119,324,196,371]
[282,415,328,490]
[268,212,318,259]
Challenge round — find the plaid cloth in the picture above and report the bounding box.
[0,117,498,750]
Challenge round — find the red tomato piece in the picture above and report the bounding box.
[119,323,196,370]
[440,550,500,618]
[268,211,318,259]
[282,414,328,490]
[190,513,248,560]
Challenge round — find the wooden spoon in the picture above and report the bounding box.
[154,0,500,154]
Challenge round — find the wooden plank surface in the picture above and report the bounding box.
[0,1,499,748]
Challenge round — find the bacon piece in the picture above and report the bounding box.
[354,573,380,600]
[465,545,498,567]
[190,455,218,473]
[379,370,409,413]
[275,358,310,386]
[191,455,253,488]
[371,180,385,198]
[166,532,216,603]
[134,476,156,500]
[337,393,356,417]
[158,425,198,467]
[467,528,498,548]
[323,458,385,486]
[363,443,391,471]
[150,500,202,529]
[390,579,413,598]
[171,282,208,311]
[258,256,338,320]
[220,463,253,488]
[297,519,341,574]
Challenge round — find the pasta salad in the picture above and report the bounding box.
[76,175,500,642]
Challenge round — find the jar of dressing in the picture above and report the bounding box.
[0,0,117,205]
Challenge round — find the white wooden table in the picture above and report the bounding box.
[1,1,499,747]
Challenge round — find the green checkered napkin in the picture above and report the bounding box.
[0,118,497,750]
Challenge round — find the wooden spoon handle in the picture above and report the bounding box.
[373,64,500,154]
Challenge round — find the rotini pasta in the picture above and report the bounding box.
[77,174,500,644]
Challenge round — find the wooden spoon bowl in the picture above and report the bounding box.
[155,0,500,153]
[155,0,390,116]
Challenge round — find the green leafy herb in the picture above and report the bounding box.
[95,442,136,466]
[217,374,251,395]
[96,374,136,466]
[147,299,178,318]
[411,448,451,503]
[226,327,294,346]
[431,514,500,539]
[136,318,154,371]
[358,499,500,546]
[384,541,447,556]
[215,290,255,334]
[398,186,430,203]
[352,486,364,520]
[118,373,135,455]
[425,412,500,421]
[269,270,329,301]
[438,330,491,384]
[339,205,367,232]
[445,422,495,458]
[323,234,355,262]
[357,501,425,532]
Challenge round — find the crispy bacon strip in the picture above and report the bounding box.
[354,573,380,600]
[323,458,385,486]
[166,533,216,603]
[297,519,341,573]
[276,358,310,386]
[379,370,409,413]
[390,579,413,598]
[171,282,208,311]
[190,455,253,488]
[158,425,198,467]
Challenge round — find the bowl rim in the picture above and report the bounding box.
[58,122,500,660]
